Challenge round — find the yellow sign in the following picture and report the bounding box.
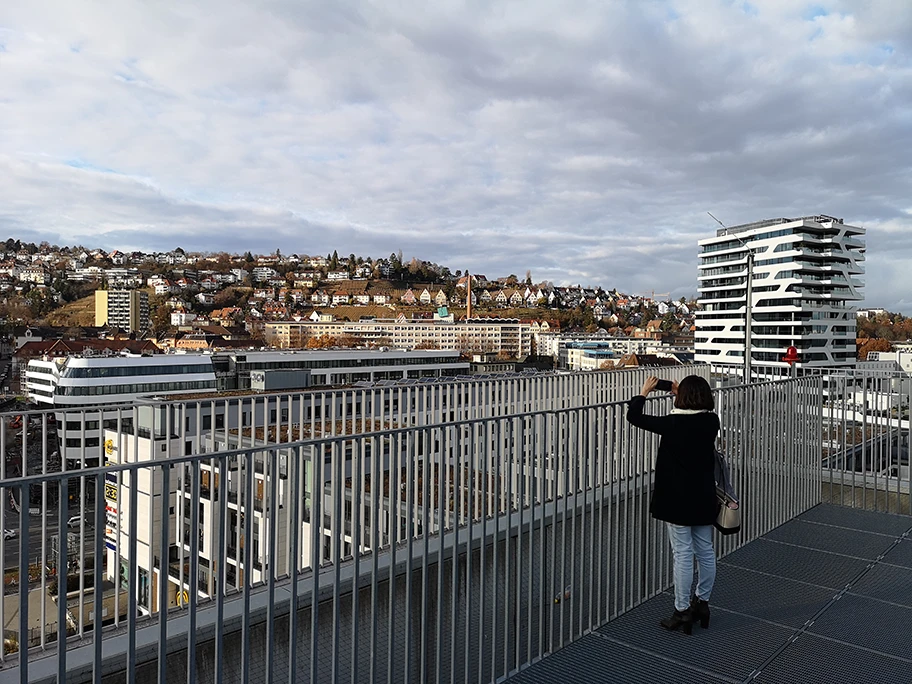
[104,483,118,502]
[176,590,190,607]
[104,439,115,456]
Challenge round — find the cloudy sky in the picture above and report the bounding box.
[1,1,910,309]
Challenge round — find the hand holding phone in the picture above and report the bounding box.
[655,379,674,392]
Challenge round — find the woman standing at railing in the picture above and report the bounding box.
[626,375,719,634]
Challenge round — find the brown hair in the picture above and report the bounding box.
[674,375,714,411]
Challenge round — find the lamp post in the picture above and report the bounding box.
[708,213,755,384]
[744,248,754,383]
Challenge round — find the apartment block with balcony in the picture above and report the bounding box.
[264,318,535,358]
[695,214,864,371]
[94,289,150,332]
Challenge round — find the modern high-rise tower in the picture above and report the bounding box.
[95,289,150,332]
[695,214,864,372]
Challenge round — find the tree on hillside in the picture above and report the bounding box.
[151,304,173,337]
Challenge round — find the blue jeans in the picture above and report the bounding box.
[666,524,716,612]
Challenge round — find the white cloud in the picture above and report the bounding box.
[0,0,910,309]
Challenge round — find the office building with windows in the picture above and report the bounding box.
[24,348,468,464]
[695,214,864,371]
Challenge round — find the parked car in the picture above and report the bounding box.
[3,529,16,540]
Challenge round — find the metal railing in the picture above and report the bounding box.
[0,368,827,684]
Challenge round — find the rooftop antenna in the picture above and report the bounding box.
[707,212,755,383]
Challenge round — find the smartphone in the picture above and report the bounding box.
[655,379,673,392]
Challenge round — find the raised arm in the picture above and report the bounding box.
[626,376,673,435]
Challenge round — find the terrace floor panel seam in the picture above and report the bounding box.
[792,517,911,538]
[790,629,912,665]
[715,561,848,594]
[589,631,742,684]
[758,536,896,562]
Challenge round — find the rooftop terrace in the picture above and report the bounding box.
[509,502,912,683]
[0,366,909,683]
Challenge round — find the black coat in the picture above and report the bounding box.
[626,395,720,526]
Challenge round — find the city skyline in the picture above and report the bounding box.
[1,1,911,311]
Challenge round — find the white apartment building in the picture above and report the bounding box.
[265,318,535,358]
[695,214,864,371]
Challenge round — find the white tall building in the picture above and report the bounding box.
[695,214,864,371]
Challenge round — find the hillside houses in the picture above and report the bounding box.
[0,241,696,353]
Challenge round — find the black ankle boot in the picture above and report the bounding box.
[660,609,693,634]
[690,596,710,629]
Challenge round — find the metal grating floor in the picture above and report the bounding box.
[507,504,912,684]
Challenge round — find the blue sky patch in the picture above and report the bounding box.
[65,159,118,174]
[804,5,829,21]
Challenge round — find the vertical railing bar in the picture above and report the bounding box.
[214,454,227,684]
[187,458,200,684]
[387,427,401,684]
[560,411,570,649]
[501,416,512,678]
[419,426,431,684]
[525,414,535,664]
[126,409,139,684]
[450,424,461,684]
[515,415,524,673]
[287,445,300,684]
[78,409,86,638]
[548,411,559,654]
[309,441,323,684]
[491,419,501,680]
[331,439,343,684]
[17,482,28,684]
[609,406,619,620]
[536,413,546,660]
[404,427,415,684]
[587,406,596,632]
[464,421,475,684]
[234,401,243,593]
[111,409,122,631]
[39,414,47,650]
[434,425,446,684]
[157,465,171,684]
[241,449,254,684]
[266,448,279,684]
[350,437,362,684]
[570,409,580,639]
[57,475,68,683]
[595,405,605,628]
[478,419,488,684]
[368,433,380,684]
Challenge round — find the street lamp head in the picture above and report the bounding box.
[782,346,800,365]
